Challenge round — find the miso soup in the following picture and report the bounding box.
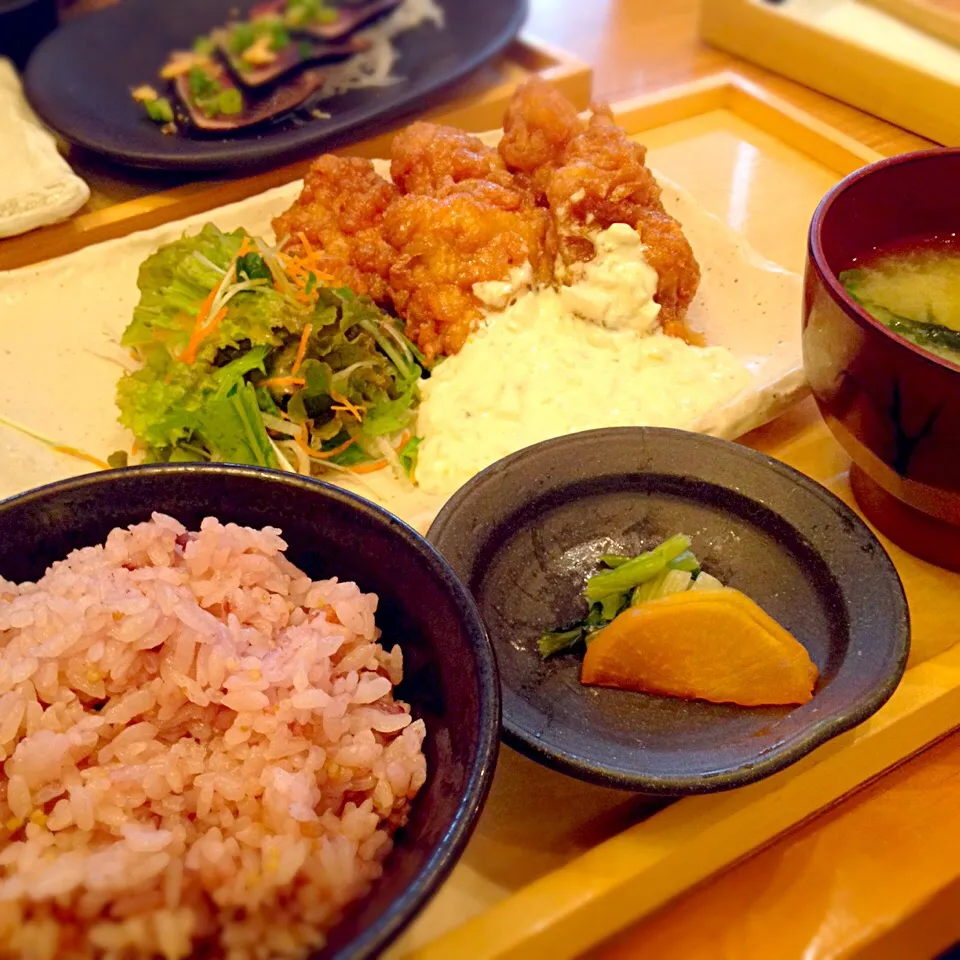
[839,235,960,366]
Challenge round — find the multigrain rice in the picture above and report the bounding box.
[0,514,426,959]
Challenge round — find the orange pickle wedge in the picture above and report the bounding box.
[581,587,819,706]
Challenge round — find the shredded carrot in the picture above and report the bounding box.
[291,323,313,375]
[52,446,111,471]
[349,458,388,474]
[180,287,218,363]
[259,376,306,390]
[294,431,356,461]
[331,404,367,420]
[298,232,316,260]
[0,414,110,472]
[330,387,365,422]
[288,262,337,291]
[180,240,263,364]
[180,274,229,365]
[281,238,341,297]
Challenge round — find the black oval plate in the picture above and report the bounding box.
[427,427,910,794]
[23,0,526,173]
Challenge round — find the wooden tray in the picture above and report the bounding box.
[5,67,958,960]
[700,0,960,147]
[0,33,590,271]
[374,73,960,960]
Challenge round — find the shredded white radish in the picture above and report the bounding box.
[261,413,302,438]
[376,435,406,481]
[307,0,445,104]
[267,436,299,474]
[193,251,226,276]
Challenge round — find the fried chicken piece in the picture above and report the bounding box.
[382,191,553,360]
[499,81,701,336]
[271,155,397,302]
[498,76,583,198]
[391,121,516,196]
[545,106,665,264]
[384,120,555,360]
[635,208,702,342]
[544,112,700,331]
[273,85,701,361]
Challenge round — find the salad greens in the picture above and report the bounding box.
[538,535,724,659]
[116,223,425,479]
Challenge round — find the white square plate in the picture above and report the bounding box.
[0,143,805,531]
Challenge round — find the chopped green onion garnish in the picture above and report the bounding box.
[228,22,256,54]
[218,89,243,116]
[285,0,338,26]
[268,20,291,50]
[188,66,220,99]
[144,97,174,123]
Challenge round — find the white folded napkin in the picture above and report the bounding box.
[0,57,90,240]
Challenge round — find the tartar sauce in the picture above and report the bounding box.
[559,222,661,334]
[415,225,751,498]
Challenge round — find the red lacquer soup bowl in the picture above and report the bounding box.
[804,149,960,565]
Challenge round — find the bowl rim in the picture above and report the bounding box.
[0,462,501,960]
[808,146,960,375]
[427,426,910,794]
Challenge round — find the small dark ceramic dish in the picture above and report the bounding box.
[805,148,960,569]
[23,0,527,172]
[0,465,500,960]
[427,428,908,794]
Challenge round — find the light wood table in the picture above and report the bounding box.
[526,0,932,157]
[522,3,960,958]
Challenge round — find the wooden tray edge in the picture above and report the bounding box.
[700,0,960,147]
[0,33,592,272]
[407,646,960,960]
[610,70,884,171]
